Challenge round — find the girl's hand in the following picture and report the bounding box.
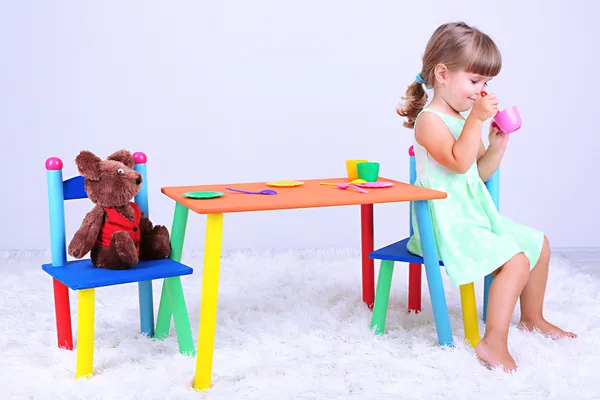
[488,123,509,151]
[471,92,499,121]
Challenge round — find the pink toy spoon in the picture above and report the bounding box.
[337,184,368,194]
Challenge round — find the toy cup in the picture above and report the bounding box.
[346,159,368,180]
[357,162,380,182]
[492,106,522,134]
[480,91,522,134]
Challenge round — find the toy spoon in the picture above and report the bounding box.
[226,187,277,195]
[320,179,366,186]
[337,184,368,194]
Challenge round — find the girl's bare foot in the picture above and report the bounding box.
[518,318,577,339]
[474,339,517,372]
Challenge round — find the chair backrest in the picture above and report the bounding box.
[45,152,150,267]
[407,145,500,235]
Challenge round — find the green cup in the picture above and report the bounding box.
[357,162,379,182]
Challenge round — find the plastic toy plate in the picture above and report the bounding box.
[357,182,394,188]
[182,191,224,199]
[265,180,304,187]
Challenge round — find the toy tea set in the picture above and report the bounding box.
[328,160,394,193]
[182,160,392,199]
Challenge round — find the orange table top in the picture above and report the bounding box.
[161,177,447,215]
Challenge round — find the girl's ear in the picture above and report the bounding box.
[433,63,448,86]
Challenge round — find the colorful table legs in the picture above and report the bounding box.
[193,213,224,391]
[186,205,377,390]
[183,201,433,389]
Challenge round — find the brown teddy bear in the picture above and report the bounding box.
[67,149,171,270]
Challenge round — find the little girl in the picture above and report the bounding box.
[398,21,576,371]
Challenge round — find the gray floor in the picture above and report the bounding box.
[558,248,600,276]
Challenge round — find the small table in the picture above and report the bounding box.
[160,177,446,391]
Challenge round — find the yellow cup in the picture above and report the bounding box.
[346,159,368,180]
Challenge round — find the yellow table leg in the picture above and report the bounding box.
[76,288,95,378]
[460,282,480,348]
[193,213,224,391]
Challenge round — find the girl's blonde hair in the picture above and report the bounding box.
[397,22,502,128]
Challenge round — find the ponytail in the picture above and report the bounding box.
[397,79,428,129]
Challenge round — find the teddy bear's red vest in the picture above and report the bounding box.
[97,202,142,255]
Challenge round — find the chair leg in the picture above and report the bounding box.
[155,277,195,356]
[408,263,422,313]
[414,200,453,347]
[155,282,172,339]
[371,260,395,334]
[138,280,154,337]
[166,276,195,356]
[459,283,480,348]
[482,274,494,323]
[155,202,190,339]
[76,289,95,378]
[52,278,73,350]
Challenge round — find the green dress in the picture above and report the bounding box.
[406,108,545,287]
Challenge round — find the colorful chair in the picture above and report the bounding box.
[42,152,196,378]
[369,145,497,347]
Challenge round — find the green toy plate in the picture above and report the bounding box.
[182,191,224,199]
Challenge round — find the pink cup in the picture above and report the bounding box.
[492,105,522,134]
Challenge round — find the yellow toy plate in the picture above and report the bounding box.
[266,180,304,187]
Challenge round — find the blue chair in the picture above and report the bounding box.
[369,145,497,347]
[42,151,196,378]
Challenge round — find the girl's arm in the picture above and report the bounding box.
[415,94,499,174]
[477,124,509,182]
[415,113,484,174]
[477,140,505,182]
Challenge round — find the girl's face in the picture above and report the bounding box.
[439,69,493,113]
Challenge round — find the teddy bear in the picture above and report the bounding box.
[67,149,171,270]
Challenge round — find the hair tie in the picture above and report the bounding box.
[415,73,424,84]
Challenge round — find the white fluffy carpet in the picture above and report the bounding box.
[1,250,597,399]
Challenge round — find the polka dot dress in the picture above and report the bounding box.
[406,108,545,287]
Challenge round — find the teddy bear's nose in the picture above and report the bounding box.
[136,178,141,185]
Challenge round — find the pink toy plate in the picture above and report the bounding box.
[357,182,394,188]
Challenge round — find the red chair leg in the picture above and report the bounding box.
[53,278,73,350]
[408,263,422,313]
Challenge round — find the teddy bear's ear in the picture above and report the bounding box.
[75,150,102,181]
[107,150,135,169]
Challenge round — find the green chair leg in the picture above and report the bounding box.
[155,202,189,338]
[154,282,171,339]
[154,201,194,356]
[166,276,195,356]
[370,260,395,335]
[155,277,195,356]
